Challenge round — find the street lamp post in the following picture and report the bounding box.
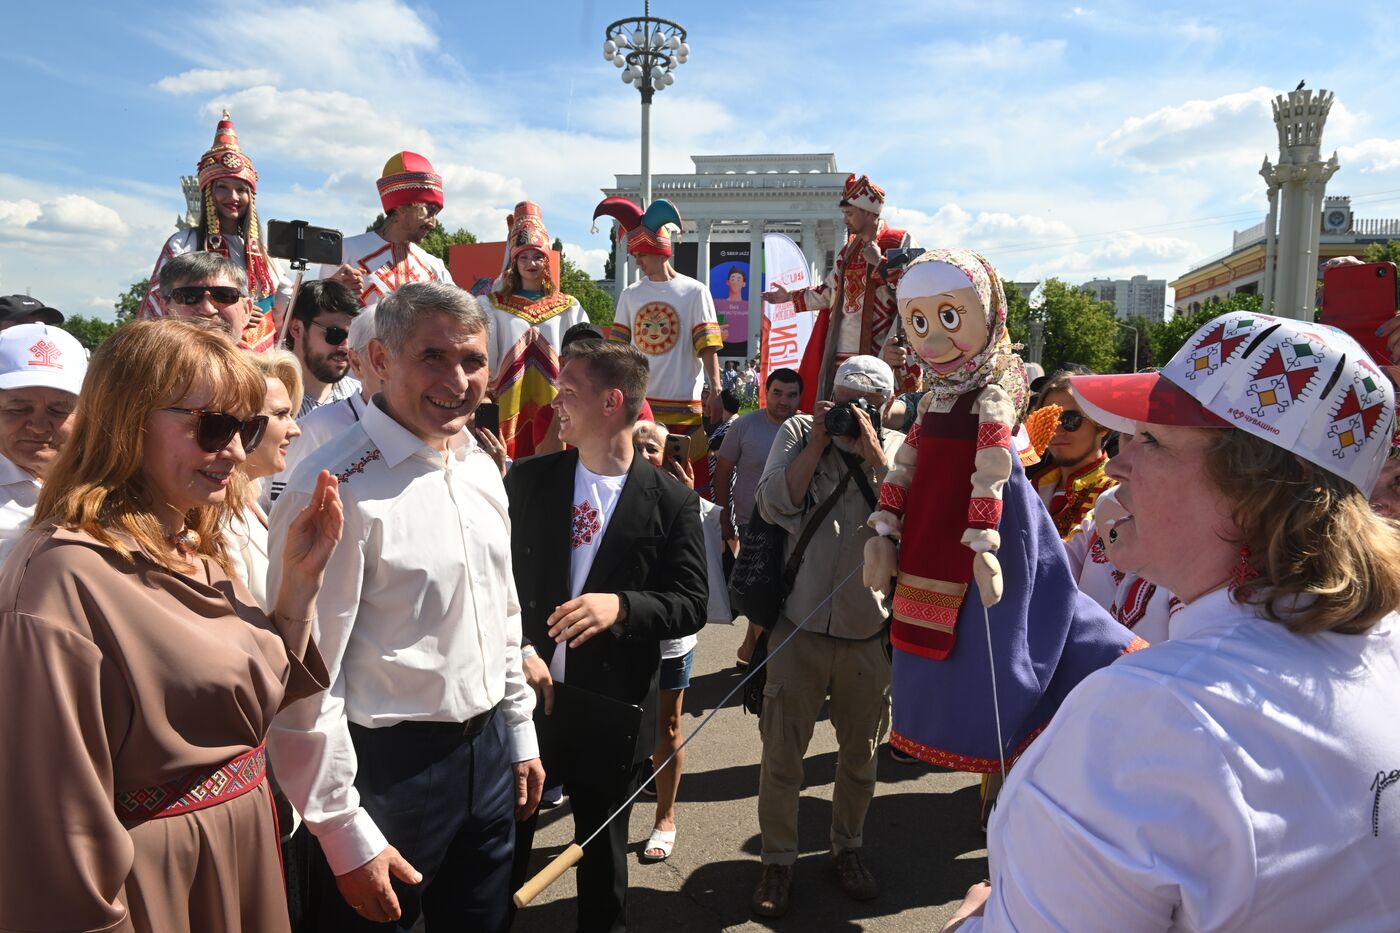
[604,2,689,209]
[1115,320,1139,373]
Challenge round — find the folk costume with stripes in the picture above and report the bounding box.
[139,111,288,351]
[595,197,723,477]
[864,248,1144,774]
[484,202,587,459]
[316,151,452,308]
[786,175,920,411]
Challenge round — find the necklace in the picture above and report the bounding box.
[169,526,202,555]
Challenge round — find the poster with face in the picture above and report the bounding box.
[709,243,750,357]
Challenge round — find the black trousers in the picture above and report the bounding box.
[512,760,649,933]
[316,711,516,933]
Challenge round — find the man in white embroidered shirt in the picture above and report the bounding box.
[269,281,543,932]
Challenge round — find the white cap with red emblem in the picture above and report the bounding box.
[1071,311,1396,494]
[0,323,88,397]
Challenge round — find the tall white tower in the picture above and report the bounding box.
[1259,88,1340,320]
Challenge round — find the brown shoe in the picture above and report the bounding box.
[831,848,878,901]
[750,863,792,917]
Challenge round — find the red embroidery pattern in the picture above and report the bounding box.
[1115,577,1157,629]
[888,723,1047,774]
[116,743,267,823]
[572,500,602,549]
[904,423,922,450]
[27,339,63,369]
[977,422,1012,450]
[879,482,908,514]
[337,449,382,484]
[967,497,1002,529]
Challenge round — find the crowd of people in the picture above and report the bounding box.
[1,111,1399,933]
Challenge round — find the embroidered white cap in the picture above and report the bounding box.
[1072,312,1396,494]
[834,354,895,399]
[0,323,88,396]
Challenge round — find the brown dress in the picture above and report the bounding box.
[0,527,327,933]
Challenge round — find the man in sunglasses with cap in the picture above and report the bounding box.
[284,279,363,417]
[156,251,256,345]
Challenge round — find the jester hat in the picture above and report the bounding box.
[592,197,683,257]
[378,151,444,213]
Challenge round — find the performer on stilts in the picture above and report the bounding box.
[863,248,1146,821]
[760,174,920,411]
[483,202,588,459]
[139,110,288,351]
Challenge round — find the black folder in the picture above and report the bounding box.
[534,681,643,786]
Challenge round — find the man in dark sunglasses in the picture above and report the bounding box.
[156,252,254,343]
[285,280,362,417]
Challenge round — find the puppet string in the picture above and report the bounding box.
[983,599,1009,785]
[574,561,867,852]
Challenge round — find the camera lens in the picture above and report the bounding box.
[824,405,856,438]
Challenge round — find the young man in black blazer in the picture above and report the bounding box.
[505,339,708,933]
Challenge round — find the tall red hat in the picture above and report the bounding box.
[196,110,258,191]
[840,174,885,215]
[507,201,551,262]
[377,151,444,213]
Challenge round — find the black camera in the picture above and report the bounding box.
[823,398,881,438]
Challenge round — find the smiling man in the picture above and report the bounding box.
[268,282,542,933]
[0,323,86,561]
[284,279,362,417]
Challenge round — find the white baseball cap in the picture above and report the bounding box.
[1072,311,1395,494]
[0,323,88,396]
[834,355,895,399]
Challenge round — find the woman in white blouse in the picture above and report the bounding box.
[229,350,303,608]
[945,312,1400,932]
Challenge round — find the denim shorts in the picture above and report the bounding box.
[659,647,695,691]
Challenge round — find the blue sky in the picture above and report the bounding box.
[3,0,1399,318]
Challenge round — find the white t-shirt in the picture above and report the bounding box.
[316,231,452,309]
[550,462,628,682]
[965,587,1400,932]
[612,274,720,403]
[0,454,39,566]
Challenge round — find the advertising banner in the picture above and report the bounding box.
[760,232,813,402]
[709,242,751,357]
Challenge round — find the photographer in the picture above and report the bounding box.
[747,356,905,918]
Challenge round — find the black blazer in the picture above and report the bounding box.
[504,449,709,767]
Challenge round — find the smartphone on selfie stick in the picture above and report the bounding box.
[1321,261,1399,365]
[265,220,344,349]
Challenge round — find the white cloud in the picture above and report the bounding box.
[0,199,42,228]
[560,242,609,278]
[921,34,1067,70]
[0,193,128,241]
[1018,232,1198,281]
[156,68,280,95]
[1338,138,1400,174]
[884,203,1077,251]
[1097,86,1278,171]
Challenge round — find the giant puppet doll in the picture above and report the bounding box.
[140,111,286,351]
[864,248,1145,808]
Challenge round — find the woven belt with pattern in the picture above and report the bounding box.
[115,742,268,824]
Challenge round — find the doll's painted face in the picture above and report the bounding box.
[900,285,990,376]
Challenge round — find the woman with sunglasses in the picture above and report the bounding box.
[1031,367,1115,540]
[139,111,289,352]
[0,320,342,933]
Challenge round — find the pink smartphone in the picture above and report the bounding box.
[1321,261,1398,365]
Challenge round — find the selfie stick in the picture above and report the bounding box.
[514,562,867,907]
[274,220,313,350]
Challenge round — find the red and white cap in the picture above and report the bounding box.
[0,323,88,396]
[1072,311,1396,494]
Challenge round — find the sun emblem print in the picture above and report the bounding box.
[633,302,681,356]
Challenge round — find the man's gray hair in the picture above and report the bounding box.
[375,282,489,354]
[347,304,378,353]
[158,251,248,297]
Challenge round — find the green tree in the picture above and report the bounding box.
[60,314,119,350]
[115,278,147,324]
[1007,279,1121,374]
[559,253,615,328]
[1148,292,1263,365]
[1363,241,1400,266]
[366,214,476,261]
[603,226,617,282]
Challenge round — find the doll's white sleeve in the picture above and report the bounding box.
[961,384,1016,554]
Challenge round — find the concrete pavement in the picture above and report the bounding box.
[512,621,990,932]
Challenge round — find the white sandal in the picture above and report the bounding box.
[640,828,677,862]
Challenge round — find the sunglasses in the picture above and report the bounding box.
[1057,410,1087,432]
[164,407,269,454]
[308,320,350,346]
[167,285,246,307]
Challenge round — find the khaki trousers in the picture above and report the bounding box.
[757,618,892,866]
